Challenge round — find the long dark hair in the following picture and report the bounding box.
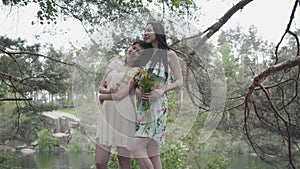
[145,21,170,81]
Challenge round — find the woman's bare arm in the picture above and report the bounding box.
[164,50,183,92]
[98,72,111,94]
[141,50,183,101]
[99,80,135,101]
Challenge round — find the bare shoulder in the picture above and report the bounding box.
[107,59,122,70]
[167,50,179,62]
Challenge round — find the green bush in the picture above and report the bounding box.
[107,153,139,169]
[0,154,15,169]
[191,153,230,169]
[161,141,192,169]
[205,154,230,169]
[38,129,57,151]
[66,133,84,152]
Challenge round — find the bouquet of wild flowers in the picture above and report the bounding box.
[135,67,156,121]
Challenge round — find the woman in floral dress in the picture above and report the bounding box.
[130,21,183,169]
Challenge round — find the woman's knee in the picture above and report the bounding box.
[95,144,110,169]
[96,160,109,169]
[117,155,131,168]
[95,153,109,169]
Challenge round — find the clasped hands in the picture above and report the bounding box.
[136,88,164,102]
[109,83,119,93]
[98,83,119,103]
[99,84,164,103]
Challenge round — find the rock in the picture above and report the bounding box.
[69,121,80,129]
[54,146,67,152]
[20,148,35,155]
[249,153,257,156]
[3,140,10,145]
[16,144,27,150]
[70,127,79,135]
[31,139,39,147]
[53,133,70,146]
[42,111,80,133]
[53,132,69,138]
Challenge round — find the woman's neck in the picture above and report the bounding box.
[151,41,158,48]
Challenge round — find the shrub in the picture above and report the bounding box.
[38,129,57,151]
[66,133,84,152]
[0,154,15,169]
[161,141,192,169]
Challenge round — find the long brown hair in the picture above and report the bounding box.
[145,21,170,81]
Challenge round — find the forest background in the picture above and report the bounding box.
[1,0,300,168]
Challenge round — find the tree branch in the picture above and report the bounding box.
[193,0,254,53]
[0,48,75,66]
[274,0,299,64]
[0,98,33,101]
[245,55,300,102]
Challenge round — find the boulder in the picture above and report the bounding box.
[16,144,27,150]
[42,111,80,133]
[53,133,70,147]
[31,139,39,147]
[20,148,35,155]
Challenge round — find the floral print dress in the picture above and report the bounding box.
[135,61,170,144]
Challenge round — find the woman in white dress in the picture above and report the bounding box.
[95,40,151,169]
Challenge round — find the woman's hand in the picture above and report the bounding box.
[109,83,120,93]
[140,92,151,101]
[136,88,151,101]
[137,87,165,101]
[150,88,164,101]
[98,93,104,104]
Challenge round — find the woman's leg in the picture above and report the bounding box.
[117,147,132,169]
[129,137,154,169]
[146,139,162,169]
[95,139,111,169]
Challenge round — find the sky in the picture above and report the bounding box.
[199,0,299,42]
[0,0,299,51]
[0,3,88,50]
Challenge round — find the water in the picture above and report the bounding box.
[5,152,95,169]
[227,154,273,169]
[3,152,272,169]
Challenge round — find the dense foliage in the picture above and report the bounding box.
[38,129,58,151]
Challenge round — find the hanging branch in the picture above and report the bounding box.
[274,0,299,64]
[0,48,76,67]
[0,47,96,74]
[0,98,33,101]
[245,56,300,103]
[244,56,300,168]
[168,0,254,111]
[193,0,254,53]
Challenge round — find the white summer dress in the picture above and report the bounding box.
[96,60,138,148]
